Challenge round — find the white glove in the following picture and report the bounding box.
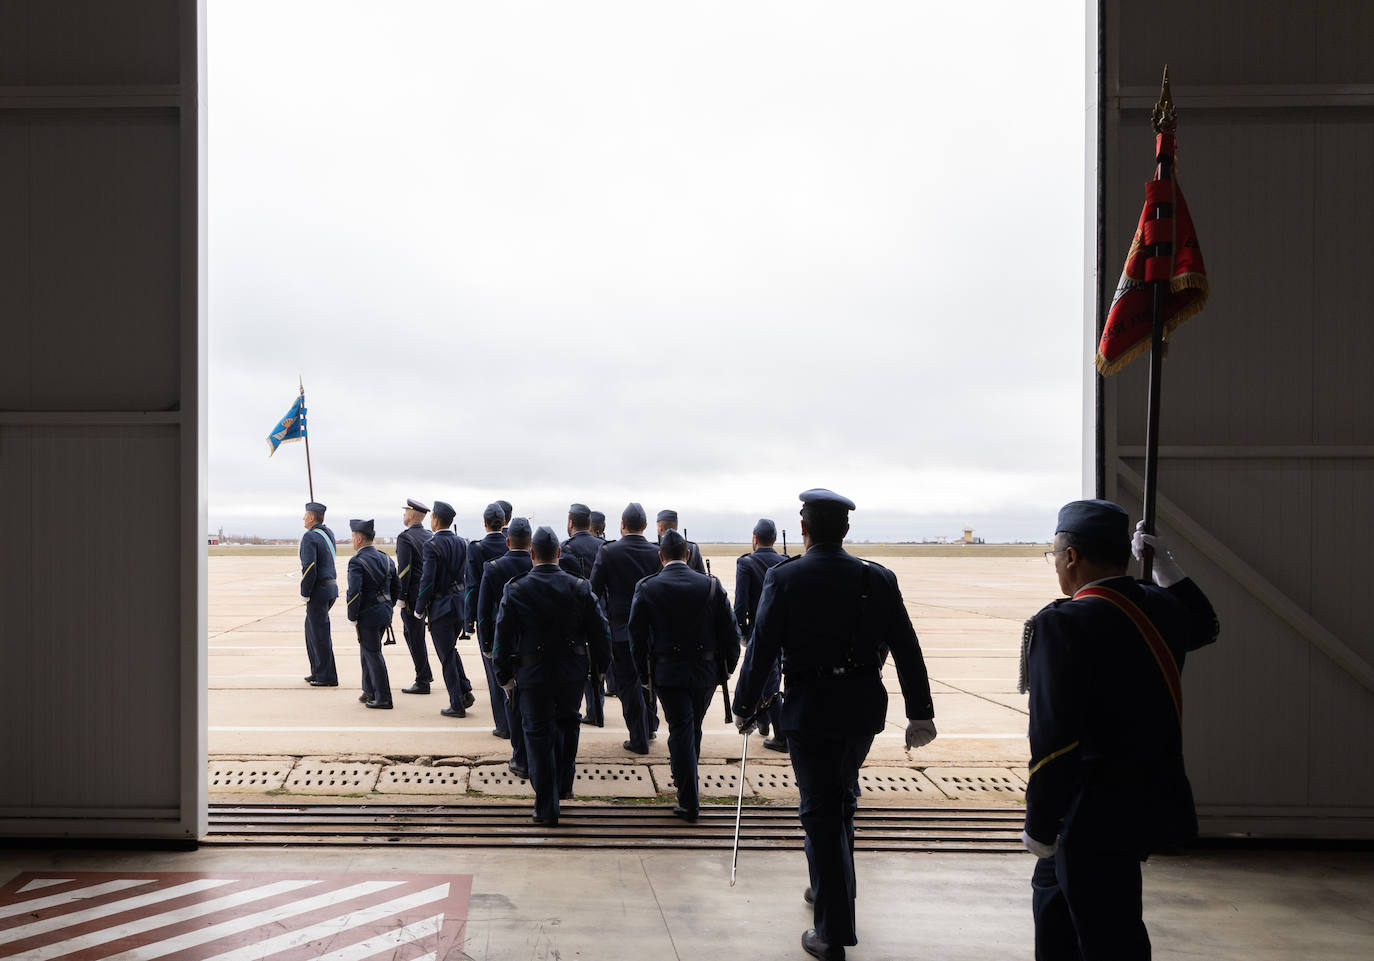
[905,719,937,750]
[1021,829,1059,859]
[733,712,758,736]
[500,679,516,695]
[1132,521,1186,587]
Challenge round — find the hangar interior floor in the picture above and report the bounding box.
[1,844,1370,960]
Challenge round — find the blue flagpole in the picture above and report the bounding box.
[299,376,315,502]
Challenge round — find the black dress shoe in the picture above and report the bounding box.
[530,815,558,826]
[763,736,789,753]
[461,691,477,709]
[492,728,511,739]
[509,763,529,779]
[804,885,815,905]
[622,740,649,755]
[309,679,338,687]
[671,805,698,823]
[359,693,372,703]
[802,928,843,960]
[365,700,393,709]
[304,675,316,683]
[440,707,465,718]
[402,683,430,695]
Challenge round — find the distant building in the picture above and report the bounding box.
[962,527,985,545]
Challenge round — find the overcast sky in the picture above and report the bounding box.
[208,1,1087,543]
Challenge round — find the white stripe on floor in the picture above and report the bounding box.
[0,880,153,920]
[15,880,72,894]
[0,879,235,946]
[309,915,442,961]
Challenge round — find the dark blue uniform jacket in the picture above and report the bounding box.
[492,564,612,688]
[628,562,740,688]
[346,545,401,628]
[734,547,786,636]
[415,529,468,623]
[395,523,431,609]
[732,544,934,735]
[1024,575,1219,847]
[560,530,602,578]
[464,531,509,623]
[477,550,533,654]
[589,533,661,631]
[299,525,338,598]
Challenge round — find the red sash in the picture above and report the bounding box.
[1074,585,1183,725]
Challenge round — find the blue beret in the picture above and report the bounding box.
[799,488,856,511]
[622,502,647,528]
[656,509,678,524]
[507,516,532,539]
[305,501,327,515]
[1056,499,1129,547]
[348,518,375,537]
[568,503,591,521]
[532,525,561,554]
[405,498,429,513]
[483,502,504,527]
[432,500,456,523]
[659,528,687,555]
[497,500,513,520]
[753,518,777,540]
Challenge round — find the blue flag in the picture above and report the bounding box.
[267,394,307,457]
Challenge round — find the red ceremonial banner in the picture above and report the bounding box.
[1096,133,1209,376]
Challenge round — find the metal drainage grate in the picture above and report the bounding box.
[856,767,944,800]
[208,761,293,792]
[469,764,533,796]
[652,764,753,797]
[283,761,381,795]
[923,767,1026,801]
[572,765,656,798]
[747,765,798,799]
[376,765,469,794]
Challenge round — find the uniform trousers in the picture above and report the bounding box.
[610,640,658,751]
[428,616,472,713]
[656,683,714,813]
[304,593,338,684]
[481,651,511,735]
[583,673,605,724]
[1031,789,1151,961]
[355,622,391,704]
[518,680,584,822]
[787,729,875,948]
[399,607,432,685]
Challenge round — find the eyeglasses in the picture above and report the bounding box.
[1044,549,1068,565]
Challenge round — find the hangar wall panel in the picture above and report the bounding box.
[1099,1,1374,835]
[0,1,203,838]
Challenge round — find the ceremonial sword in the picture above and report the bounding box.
[730,692,779,886]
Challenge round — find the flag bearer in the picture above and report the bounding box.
[300,501,339,687]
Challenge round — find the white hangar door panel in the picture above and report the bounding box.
[0,0,205,839]
[1095,1,1374,836]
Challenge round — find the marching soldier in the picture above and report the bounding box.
[563,503,606,718]
[299,501,339,687]
[497,499,513,535]
[590,503,664,754]
[628,529,739,821]
[655,508,705,572]
[415,500,476,718]
[589,510,610,543]
[492,526,612,826]
[733,489,937,961]
[468,503,512,737]
[734,518,787,750]
[478,517,535,777]
[1023,501,1219,960]
[395,498,434,694]
[345,518,401,709]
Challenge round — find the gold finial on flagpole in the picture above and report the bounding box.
[1151,64,1176,134]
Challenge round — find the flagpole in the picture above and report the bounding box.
[1140,67,1176,581]
[300,376,315,503]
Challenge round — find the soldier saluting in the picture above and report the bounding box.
[345,518,401,709]
[492,526,612,826]
[732,489,936,961]
[628,529,739,821]
[299,501,339,687]
[395,498,434,695]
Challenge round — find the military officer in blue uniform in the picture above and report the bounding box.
[655,509,705,572]
[561,503,602,576]
[589,510,609,542]
[733,489,937,961]
[588,509,616,697]
[734,518,788,750]
[299,501,339,687]
[345,518,401,709]
[1022,500,1219,961]
[492,526,612,826]
[478,517,535,777]
[497,499,513,535]
[629,529,740,821]
[395,498,434,694]
[590,503,664,754]
[415,500,476,718]
[468,503,512,736]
